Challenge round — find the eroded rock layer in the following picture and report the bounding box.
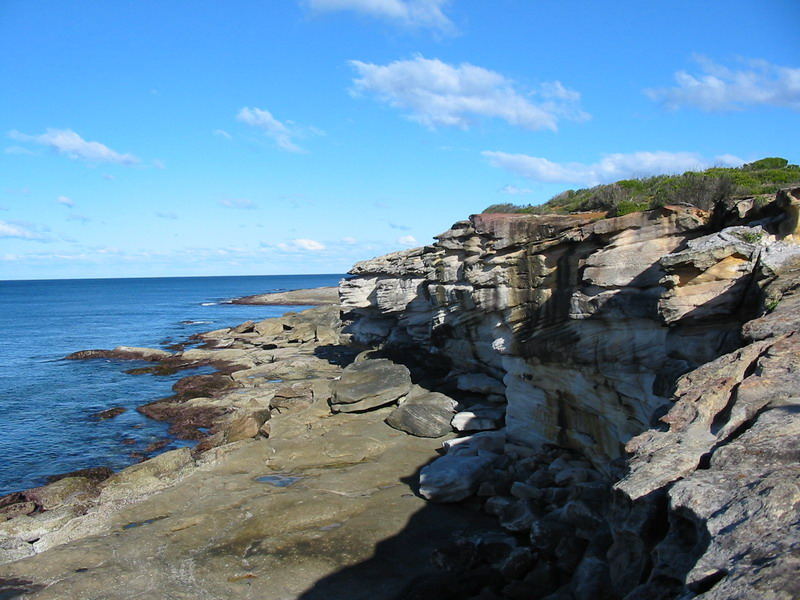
[340,188,800,599]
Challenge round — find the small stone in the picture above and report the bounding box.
[225,409,271,443]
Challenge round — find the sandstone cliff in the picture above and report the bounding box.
[339,188,800,599]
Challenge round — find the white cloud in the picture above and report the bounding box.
[482,151,744,187]
[4,146,34,155]
[219,198,258,210]
[342,236,358,244]
[8,129,140,165]
[0,220,40,240]
[305,0,453,32]
[213,129,232,139]
[57,195,75,207]
[500,184,534,195]
[152,159,166,169]
[236,107,303,152]
[277,238,326,251]
[646,56,800,112]
[397,234,418,247]
[349,56,588,131]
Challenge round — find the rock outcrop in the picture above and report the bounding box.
[340,188,800,599]
[2,189,799,600]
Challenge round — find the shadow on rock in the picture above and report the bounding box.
[297,464,500,600]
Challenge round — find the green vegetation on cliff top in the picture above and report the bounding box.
[484,157,800,217]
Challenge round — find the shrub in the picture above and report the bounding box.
[484,157,800,216]
[743,157,788,170]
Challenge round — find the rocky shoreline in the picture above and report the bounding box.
[231,286,340,306]
[0,304,512,599]
[1,189,799,599]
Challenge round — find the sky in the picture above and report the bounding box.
[1,0,798,280]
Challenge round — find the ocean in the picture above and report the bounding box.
[0,274,344,496]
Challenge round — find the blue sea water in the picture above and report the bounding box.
[0,274,344,496]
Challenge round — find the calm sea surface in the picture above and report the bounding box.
[0,274,344,495]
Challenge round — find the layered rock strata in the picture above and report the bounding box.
[1,190,799,599]
[340,189,800,599]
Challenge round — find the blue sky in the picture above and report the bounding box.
[1,0,798,279]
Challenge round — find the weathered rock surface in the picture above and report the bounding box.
[0,385,495,599]
[384,386,458,437]
[452,406,505,432]
[65,346,173,361]
[340,191,800,599]
[329,359,412,413]
[7,190,800,599]
[419,431,506,503]
[232,286,340,305]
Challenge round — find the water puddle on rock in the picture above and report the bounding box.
[255,473,303,487]
[122,515,168,530]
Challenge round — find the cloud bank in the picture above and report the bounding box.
[8,129,140,165]
[350,56,588,131]
[646,56,800,112]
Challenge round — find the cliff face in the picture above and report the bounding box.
[340,189,800,599]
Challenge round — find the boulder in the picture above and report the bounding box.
[230,320,255,334]
[271,384,314,412]
[330,359,412,413]
[385,388,457,437]
[456,373,506,396]
[452,406,505,432]
[225,409,271,443]
[254,318,284,338]
[419,431,506,502]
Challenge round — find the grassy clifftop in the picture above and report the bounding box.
[484,157,800,217]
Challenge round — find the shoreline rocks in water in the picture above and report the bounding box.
[1,189,799,599]
[89,407,126,420]
[231,286,340,306]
